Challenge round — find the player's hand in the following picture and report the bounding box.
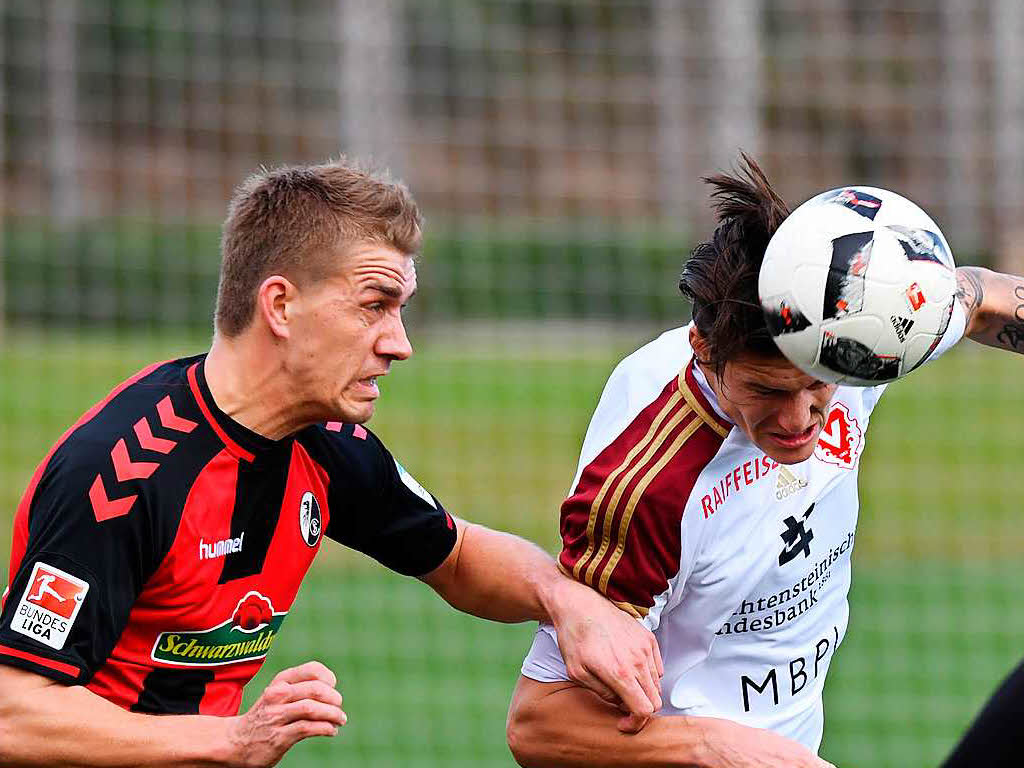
[227,661,346,767]
[696,717,838,768]
[545,575,664,734]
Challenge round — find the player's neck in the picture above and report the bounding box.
[204,333,318,441]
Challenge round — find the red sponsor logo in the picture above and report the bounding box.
[814,402,863,470]
[701,455,779,519]
[232,593,274,631]
[24,565,87,620]
[906,283,926,311]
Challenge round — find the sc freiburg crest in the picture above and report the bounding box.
[299,491,322,548]
[814,402,863,470]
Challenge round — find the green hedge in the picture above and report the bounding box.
[2,220,693,329]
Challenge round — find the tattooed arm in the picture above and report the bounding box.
[955,267,1024,354]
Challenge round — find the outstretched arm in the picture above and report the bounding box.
[955,267,1024,354]
[506,676,836,768]
[420,518,663,731]
[0,661,344,767]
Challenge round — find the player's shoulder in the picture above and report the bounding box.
[606,326,693,393]
[297,421,391,480]
[57,356,203,458]
[20,355,216,528]
[578,325,730,473]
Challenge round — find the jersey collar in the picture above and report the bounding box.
[682,357,734,435]
[186,357,284,462]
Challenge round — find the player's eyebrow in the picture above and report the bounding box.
[364,281,403,299]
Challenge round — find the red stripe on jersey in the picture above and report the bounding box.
[87,450,242,713]
[0,643,81,678]
[186,364,255,462]
[7,360,172,599]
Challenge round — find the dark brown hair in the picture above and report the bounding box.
[215,161,422,336]
[678,152,790,377]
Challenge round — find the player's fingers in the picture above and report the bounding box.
[281,680,343,708]
[280,698,347,727]
[273,660,337,687]
[570,666,620,705]
[280,718,342,746]
[605,674,656,721]
[616,711,651,734]
[634,660,662,713]
[649,633,664,679]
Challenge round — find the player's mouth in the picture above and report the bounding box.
[768,424,819,449]
[356,374,384,397]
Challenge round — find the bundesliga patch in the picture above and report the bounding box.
[12,562,89,650]
[395,459,437,509]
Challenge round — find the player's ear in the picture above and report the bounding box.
[689,325,710,363]
[256,275,296,340]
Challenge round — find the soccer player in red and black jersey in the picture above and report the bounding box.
[0,163,663,767]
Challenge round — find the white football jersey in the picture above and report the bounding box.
[522,316,963,751]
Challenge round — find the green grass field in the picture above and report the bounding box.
[2,326,1022,767]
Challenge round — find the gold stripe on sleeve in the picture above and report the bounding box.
[581,403,693,588]
[678,369,731,438]
[571,390,685,581]
[597,414,704,594]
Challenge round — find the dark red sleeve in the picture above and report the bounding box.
[558,384,724,619]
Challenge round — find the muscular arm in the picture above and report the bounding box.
[420,518,663,730]
[955,267,1024,353]
[505,677,834,768]
[0,662,343,768]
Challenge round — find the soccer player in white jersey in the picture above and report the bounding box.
[505,156,1024,768]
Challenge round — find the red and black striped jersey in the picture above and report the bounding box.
[0,355,456,716]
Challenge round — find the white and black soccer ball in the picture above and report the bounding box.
[759,186,957,386]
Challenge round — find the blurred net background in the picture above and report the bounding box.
[2,1,1023,766]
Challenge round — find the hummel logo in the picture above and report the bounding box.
[199,533,245,561]
[890,314,914,343]
[775,466,808,500]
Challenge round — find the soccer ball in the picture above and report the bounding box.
[758,186,957,386]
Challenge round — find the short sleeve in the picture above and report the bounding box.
[0,452,152,684]
[320,426,457,577]
[557,393,725,624]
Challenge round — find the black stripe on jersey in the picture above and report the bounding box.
[218,447,292,583]
[131,668,215,715]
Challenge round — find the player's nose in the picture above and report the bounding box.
[776,390,817,432]
[377,313,413,361]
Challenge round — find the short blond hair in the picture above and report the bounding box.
[215,162,422,336]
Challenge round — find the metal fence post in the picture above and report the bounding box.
[337,0,408,175]
[993,0,1024,272]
